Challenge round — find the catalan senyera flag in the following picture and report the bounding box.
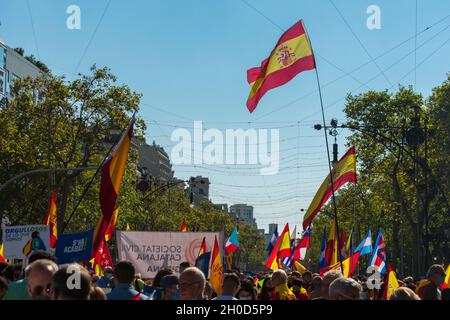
[383,265,399,300]
[265,223,291,270]
[198,237,207,257]
[209,236,224,296]
[302,146,357,229]
[42,191,58,248]
[246,20,316,113]
[180,221,187,232]
[325,223,338,266]
[104,207,119,242]
[92,116,134,256]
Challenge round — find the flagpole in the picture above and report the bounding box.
[61,113,135,234]
[302,20,344,272]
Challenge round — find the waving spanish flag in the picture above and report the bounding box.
[92,116,134,256]
[42,191,58,248]
[383,265,399,300]
[0,242,5,262]
[302,146,357,229]
[209,236,224,295]
[265,223,291,270]
[246,20,315,113]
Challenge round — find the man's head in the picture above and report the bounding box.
[389,287,420,300]
[51,264,92,300]
[113,261,135,284]
[321,270,343,299]
[25,259,58,300]
[426,264,446,287]
[160,274,180,300]
[179,267,205,300]
[179,262,191,274]
[222,273,240,297]
[302,271,313,284]
[329,277,362,300]
[28,251,57,264]
[271,269,288,287]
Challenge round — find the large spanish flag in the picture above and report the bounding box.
[42,191,58,248]
[302,146,357,229]
[265,223,291,270]
[246,20,315,113]
[92,117,134,255]
[209,236,224,295]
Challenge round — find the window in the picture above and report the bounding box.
[0,69,4,95]
[199,188,204,195]
[0,46,5,69]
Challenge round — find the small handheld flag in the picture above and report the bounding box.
[355,230,372,255]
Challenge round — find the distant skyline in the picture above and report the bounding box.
[1,0,449,233]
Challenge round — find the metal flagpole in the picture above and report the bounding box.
[302,20,345,272]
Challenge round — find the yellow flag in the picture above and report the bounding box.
[126,223,131,231]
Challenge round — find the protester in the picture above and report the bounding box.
[389,287,421,300]
[204,281,215,299]
[146,268,175,300]
[418,264,446,300]
[236,279,256,300]
[302,271,313,291]
[179,261,191,274]
[25,259,59,300]
[3,251,57,300]
[90,286,107,300]
[133,273,145,293]
[290,277,308,300]
[96,267,114,289]
[257,276,273,300]
[321,270,343,300]
[160,274,180,300]
[308,276,323,300]
[51,264,92,300]
[213,273,240,300]
[270,270,296,300]
[179,267,206,300]
[0,276,8,299]
[329,277,362,300]
[107,261,149,300]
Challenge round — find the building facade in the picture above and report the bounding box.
[229,204,256,228]
[0,41,41,102]
[187,176,210,206]
[136,140,174,183]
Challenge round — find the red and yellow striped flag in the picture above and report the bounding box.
[246,20,316,113]
[198,237,206,257]
[325,223,338,266]
[383,265,399,300]
[180,220,187,232]
[302,146,357,229]
[92,117,134,255]
[42,191,58,248]
[209,236,224,296]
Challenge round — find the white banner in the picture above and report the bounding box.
[2,224,50,260]
[116,231,224,279]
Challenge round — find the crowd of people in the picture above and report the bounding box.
[0,251,448,300]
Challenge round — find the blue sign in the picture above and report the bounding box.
[55,229,94,264]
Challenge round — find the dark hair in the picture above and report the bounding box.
[236,280,256,300]
[180,262,190,268]
[0,264,15,282]
[223,273,240,288]
[153,269,174,288]
[290,278,305,288]
[52,264,92,300]
[28,251,58,264]
[258,276,273,300]
[0,276,8,291]
[114,261,136,284]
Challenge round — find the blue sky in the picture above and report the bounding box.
[1,0,449,235]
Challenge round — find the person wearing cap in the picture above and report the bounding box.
[160,274,180,300]
[96,267,114,289]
